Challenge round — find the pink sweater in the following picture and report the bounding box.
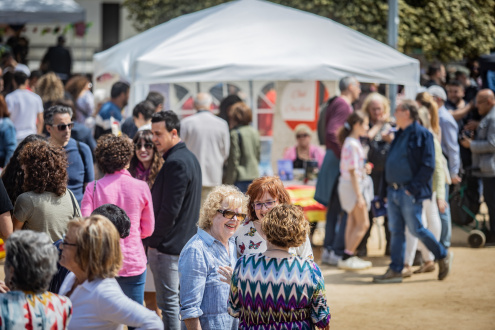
[81,169,155,277]
[283,145,325,168]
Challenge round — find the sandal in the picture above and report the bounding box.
[413,263,435,274]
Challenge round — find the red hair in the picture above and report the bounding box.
[246,176,291,221]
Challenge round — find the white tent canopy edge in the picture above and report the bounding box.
[93,0,420,108]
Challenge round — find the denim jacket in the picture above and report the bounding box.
[386,121,435,201]
[0,118,16,167]
[178,229,238,330]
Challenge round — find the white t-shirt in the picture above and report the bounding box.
[340,137,366,181]
[5,89,43,141]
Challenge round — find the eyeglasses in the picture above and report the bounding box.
[217,209,247,221]
[52,123,74,131]
[253,200,278,210]
[296,134,309,139]
[135,143,154,150]
[61,234,77,248]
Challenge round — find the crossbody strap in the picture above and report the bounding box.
[67,189,81,218]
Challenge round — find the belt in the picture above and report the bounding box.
[389,183,406,190]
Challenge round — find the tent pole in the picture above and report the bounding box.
[388,0,399,114]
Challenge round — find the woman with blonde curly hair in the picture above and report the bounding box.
[81,134,155,307]
[179,185,248,330]
[228,204,331,330]
[58,216,162,329]
[12,140,80,242]
[35,72,64,109]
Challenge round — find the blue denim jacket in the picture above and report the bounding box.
[178,229,238,330]
[0,118,16,167]
[385,121,435,201]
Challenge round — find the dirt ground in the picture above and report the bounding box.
[316,222,495,329]
[1,221,493,329]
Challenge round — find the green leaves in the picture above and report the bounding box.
[122,0,495,61]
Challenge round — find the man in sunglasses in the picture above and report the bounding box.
[44,105,94,206]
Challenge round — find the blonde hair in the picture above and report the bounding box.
[68,216,122,281]
[198,185,249,230]
[416,92,440,137]
[361,92,390,122]
[262,204,309,248]
[36,72,64,103]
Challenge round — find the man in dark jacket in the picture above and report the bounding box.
[148,110,201,329]
[41,35,72,83]
[374,100,453,284]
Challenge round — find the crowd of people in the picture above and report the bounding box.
[0,53,493,329]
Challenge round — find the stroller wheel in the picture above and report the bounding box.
[468,230,486,248]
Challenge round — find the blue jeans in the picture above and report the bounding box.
[439,184,451,248]
[148,248,180,330]
[116,269,147,305]
[324,182,346,256]
[387,187,447,273]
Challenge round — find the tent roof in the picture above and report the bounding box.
[0,0,85,24]
[94,0,419,86]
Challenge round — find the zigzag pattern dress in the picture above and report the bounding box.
[228,254,330,329]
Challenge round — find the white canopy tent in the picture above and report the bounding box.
[0,0,85,24]
[93,0,420,108]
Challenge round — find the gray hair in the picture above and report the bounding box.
[43,105,73,125]
[339,76,359,92]
[398,99,419,122]
[4,230,59,293]
[194,92,213,110]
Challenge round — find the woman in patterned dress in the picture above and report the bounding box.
[228,204,330,329]
[234,176,313,259]
[0,230,72,328]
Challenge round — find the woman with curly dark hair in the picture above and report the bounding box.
[12,140,81,242]
[81,134,155,307]
[128,129,163,315]
[129,130,164,189]
[1,134,47,206]
[1,135,47,205]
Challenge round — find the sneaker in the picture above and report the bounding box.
[321,249,342,266]
[438,251,454,280]
[413,263,435,274]
[337,256,372,270]
[373,268,403,283]
[402,267,412,278]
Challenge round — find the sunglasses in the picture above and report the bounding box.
[296,134,309,139]
[135,143,154,150]
[61,234,77,248]
[52,123,74,131]
[253,200,278,210]
[217,209,247,221]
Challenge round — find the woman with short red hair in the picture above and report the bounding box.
[234,176,313,259]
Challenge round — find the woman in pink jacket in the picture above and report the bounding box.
[81,134,154,306]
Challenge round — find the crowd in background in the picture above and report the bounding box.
[0,48,494,328]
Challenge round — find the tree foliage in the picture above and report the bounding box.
[123,0,495,61]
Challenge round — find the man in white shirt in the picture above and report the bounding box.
[181,93,230,203]
[5,71,43,144]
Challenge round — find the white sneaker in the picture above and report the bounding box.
[337,256,372,270]
[321,249,342,266]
